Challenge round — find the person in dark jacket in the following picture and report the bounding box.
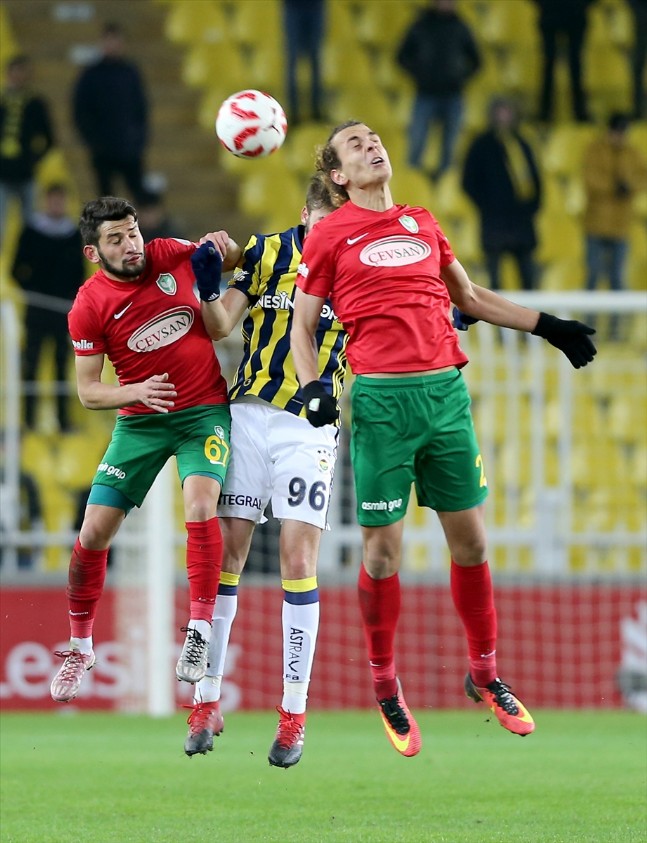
[534,0,594,122]
[396,0,480,181]
[627,0,647,119]
[12,183,85,431]
[462,97,542,291]
[0,55,54,240]
[72,22,148,198]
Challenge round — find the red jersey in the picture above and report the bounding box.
[68,238,228,415]
[296,201,469,374]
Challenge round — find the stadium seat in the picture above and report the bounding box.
[322,42,375,92]
[229,0,281,48]
[541,124,597,179]
[238,167,302,222]
[478,0,539,50]
[389,167,434,211]
[282,122,328,179]
[164,1,226,45]
[328,86,392,133]
[55,432,107,493]
[353,2,413,52]
[607,395,647,444]
[536,211,583,265]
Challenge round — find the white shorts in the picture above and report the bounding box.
[217,398,339,529]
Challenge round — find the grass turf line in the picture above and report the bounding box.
[1,710,645,843]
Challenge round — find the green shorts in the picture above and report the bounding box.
[88,404,231,512]
[350,370,488,527]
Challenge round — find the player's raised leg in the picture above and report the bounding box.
[184,572,239,756]
[176,475,225,684]
[51,504,124,702]
[268,520,322,768]
[358,557,422,758]
[440,507,535,737]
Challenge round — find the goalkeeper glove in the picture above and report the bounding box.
[531,312,597,369]
[191,243,222,302]
[452,307,479,331]
[301,380,339,427]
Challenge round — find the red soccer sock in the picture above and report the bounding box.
[450,559,498,686]
[357,563,400,700]
[186,518,223,622]
[66,538,109,638]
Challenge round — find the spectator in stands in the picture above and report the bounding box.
[0,54,54,240]
[462,97,542,291]
[396,0,480,182]
[582,112,647,338]
[11,182,85,432]
[282,0,326,125]
[534,0,594,122]
[137,190,186,242]
[627,0,647,119]
[0,430,43,570]
[72,22,149,199]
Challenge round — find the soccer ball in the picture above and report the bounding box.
[215,90,288,159]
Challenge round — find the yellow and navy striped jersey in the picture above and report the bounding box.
[227,225,348,418]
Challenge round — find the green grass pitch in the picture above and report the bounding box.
[1,709,645,842]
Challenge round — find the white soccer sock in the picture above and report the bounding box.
[193,593,238,704]
[281,598,320,715]
[70,636,93,655]
[193,675,222,704]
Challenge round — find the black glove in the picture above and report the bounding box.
[301,380,339,427]
[191,243,222,302]
[452,307,479,331]
[531,312,597,369]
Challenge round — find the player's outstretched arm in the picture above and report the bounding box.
[75,355,177,412]
[442,260,597,368]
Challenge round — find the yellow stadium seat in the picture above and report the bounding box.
[238,167,302,222]
[322,42,374,91]
[328,87,392,133]
[540,258,585,291]
[229,0,281,47]
[478,0,539,50]
[353,2,413,51]
[389,167,434,210]
[165,1,227,45]
[536,211,584,264]
[541,123,597,178]
[56,432,108,493]
[607,395,647,444]
[282,121,328,179]
[585,46,632,94]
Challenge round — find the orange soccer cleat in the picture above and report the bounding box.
[377,680,422,758]
[464,674,535,736]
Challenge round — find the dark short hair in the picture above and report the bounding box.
[608,112,630,133]
[79,196,137,246]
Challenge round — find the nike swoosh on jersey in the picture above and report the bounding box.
[113,303,133,319]
[346,234,368,245]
